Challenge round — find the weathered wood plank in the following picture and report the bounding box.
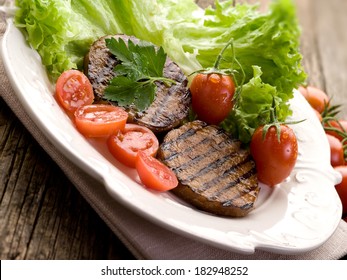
[297,0,347,119]
[0,97,135,259]
[296,0,326,91]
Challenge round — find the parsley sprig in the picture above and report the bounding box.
[104,37,176,111]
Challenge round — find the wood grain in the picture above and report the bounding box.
[1,0,346,259]
[0,98,135,259]
[297,0,347,118]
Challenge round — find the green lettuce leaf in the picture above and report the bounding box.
[14,0,306,143]
[221,66,291,143]
[163,0,306,142]
[14,0,200,80]
[14,0,128,79]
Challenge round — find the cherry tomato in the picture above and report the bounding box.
[313,109,323,122]
[250,124,298,187]
[107,124,159,168]
[334,166,347,215]
[326,134,345,167]
[190,73,235,125]
[136,151,178,191]
[299,85,329,114]
[55,70,94,112]
[324,119,347,142]
[74,104,128,138]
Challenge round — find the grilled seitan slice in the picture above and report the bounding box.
[158,120,260,217]
[84,35,191,134]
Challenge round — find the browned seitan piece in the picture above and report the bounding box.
[84,35,191,134]
[157,120,260,217]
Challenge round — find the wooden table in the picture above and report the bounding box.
[1,0,346,259]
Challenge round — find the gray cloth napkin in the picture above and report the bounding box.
[1,15,347,260]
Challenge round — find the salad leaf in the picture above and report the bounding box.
[14,0,125,79]
[221,66,289,143]
[14,0,306,143]
[163,0,306,142]
[14,0,200,80]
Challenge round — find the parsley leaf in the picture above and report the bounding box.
[104,37,173,111]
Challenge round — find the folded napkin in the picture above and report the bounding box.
[1,16,347,260]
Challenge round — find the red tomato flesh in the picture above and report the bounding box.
[250,125,298,187]
[190,73,235,125]
[74,104,128,138]
[107,124,159,168]
[55,70,94,112]
[334,166,347,215]
[136,151,178,191]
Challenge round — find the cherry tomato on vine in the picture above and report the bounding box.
[324,119,347,142]
[55,70,94,113]
[136,151,178,191]
[313,109,323,122]
[74,104,128,138]
[250,124,298,187]
[190,73,235,125]
[107,124,159,168]
[326,134,345,167]
[334,166,347,215]
[299,85,329,114]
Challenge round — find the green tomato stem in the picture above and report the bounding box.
[142,76,177,87]
[213,39,234,70]
[324,126,347,143]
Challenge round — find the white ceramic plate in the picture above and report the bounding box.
[1,19,343,255]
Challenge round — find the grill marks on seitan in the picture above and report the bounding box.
[84,35,191,134]
[158,121,259,217]
[84,35,123,99]
[131,78,191,133]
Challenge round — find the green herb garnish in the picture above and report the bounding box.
[104,37,175,111]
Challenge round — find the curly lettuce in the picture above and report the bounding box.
[14,0,200,80]
[165,0,306,142]
[14,0,306,143]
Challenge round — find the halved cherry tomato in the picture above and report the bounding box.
[326,134,345,167]
[136,151,178,191]
[334,166,347,215]
[107,124,159,168]
[190,73,235,125]
[74,104,128,138]
[250,124,298,187]
[55,70,94,112]
[324,119,347,142]
[299,85,329,114]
